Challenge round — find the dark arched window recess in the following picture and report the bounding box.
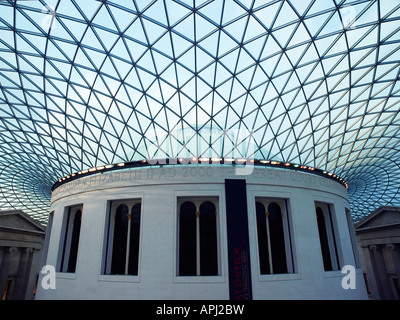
[316,204,340,271]
[179,201,197,276]
[58,205,83,273]
[178,198,219,276]
[111,204,129,275]
[128,203,141,275]
[256,202,270,274]
[104,200,142,276]
[199,201,218,276]
[268,203,288,274]
[67,209,82,273]
[255,199,294,275]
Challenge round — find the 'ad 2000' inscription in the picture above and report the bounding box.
[52,166,346,200]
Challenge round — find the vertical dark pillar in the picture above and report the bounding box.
[13,248,34,299]
[225,179,252,300]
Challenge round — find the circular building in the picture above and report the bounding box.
[36,160,367,299]
[1,0,399,301]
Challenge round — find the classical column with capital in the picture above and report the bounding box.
[369,245,394,300]
[13,248,34,300]
[0,247,18,299]
[386,244,400,298]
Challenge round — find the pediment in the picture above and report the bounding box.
[356,207,400,230]
[0,210,45,233]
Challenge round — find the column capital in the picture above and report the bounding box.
[386,243,399,251]
[8,247,18,254]
[24,247,34,254]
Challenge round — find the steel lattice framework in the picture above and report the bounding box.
[0,0,399,223]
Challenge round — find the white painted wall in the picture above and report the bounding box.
[36,165,368,300]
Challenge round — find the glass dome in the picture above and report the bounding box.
[0,0,399,223]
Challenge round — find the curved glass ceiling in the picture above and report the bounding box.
[0,0,399,223]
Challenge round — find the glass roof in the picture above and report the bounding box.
[0,0,399,223]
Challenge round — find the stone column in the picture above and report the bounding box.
[386,244,400,298]
[13,248,34,300]
[361,245,377,297]
[0,247,18,299]
[387,244,400,278]
[29,248,43,299]
[369,245,393,299]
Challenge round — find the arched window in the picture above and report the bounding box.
[178,201,197,276]
[178,198,219,276]
[268,203,288,274]
[58,205,83,273]
[128,203,141,275]
[104,200,141,276]
[316,203,340,271]
[199,201,218,275]
[255,198,293,274]
[67,209,82,273]
[256,202,270,274]
[111,204,129,275]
